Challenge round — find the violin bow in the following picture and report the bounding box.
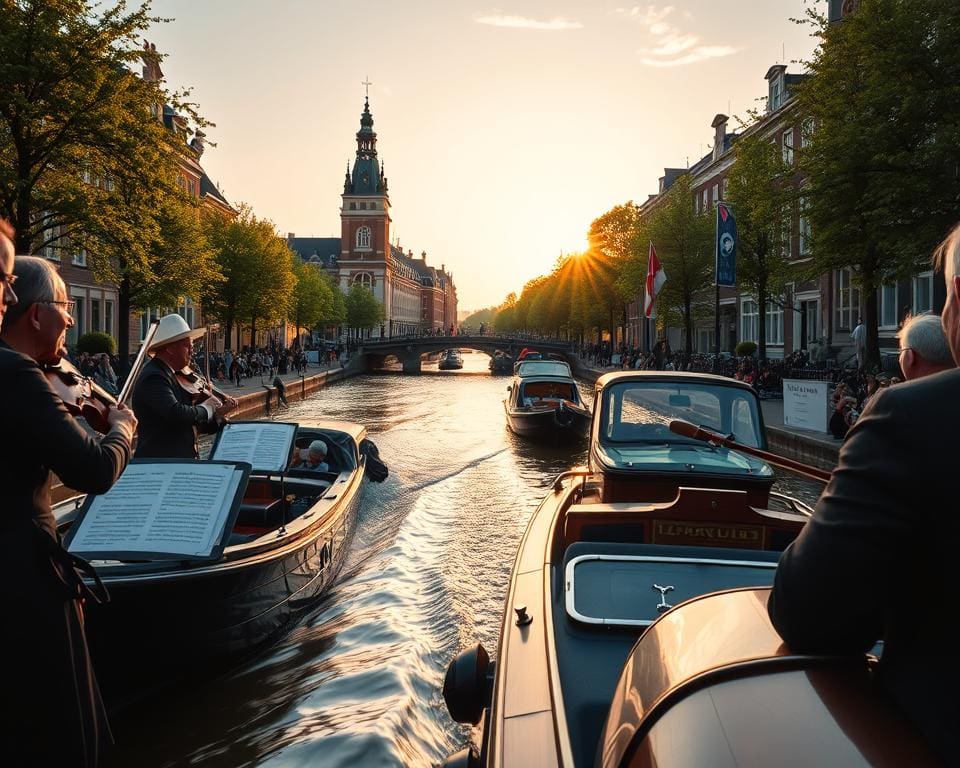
[117,319,160,406]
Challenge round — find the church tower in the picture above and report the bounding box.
[339,95,391,331]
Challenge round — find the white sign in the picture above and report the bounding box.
[782,379,829,433]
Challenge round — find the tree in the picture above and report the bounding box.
[345,283,384,337]
[588,205,639,345]
[203,207,293,350]
[288,257,333,344]
[725,129,793,360]
[796,0,960,369]
[643,175,713,352]
[0,0,214,355]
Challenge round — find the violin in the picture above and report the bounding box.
[43,357,118,434]
[173,366,232,406]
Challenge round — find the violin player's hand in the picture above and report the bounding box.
[107,402,138,436]
[216,395,238,418]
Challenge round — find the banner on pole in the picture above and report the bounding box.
[644,242,666,319]
[716,202,737,287]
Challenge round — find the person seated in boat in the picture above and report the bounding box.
[768,222,960,766]
[0,246,138,767]
[132,313,238,459]
[297,439,329,471]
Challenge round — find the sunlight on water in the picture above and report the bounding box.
[105,352,821,768]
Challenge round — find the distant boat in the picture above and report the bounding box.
[503,358,590,442]
[488,351,514,374]
[438,349,464,370]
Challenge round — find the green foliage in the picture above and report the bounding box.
[735,340,757,357]
[76,331,116,355]
[795,0,960,367]
[202,207,295,347]
[345,283,384,332]
[642,175,714,352]
[463,307,497,328]
[289,257,334,333]
[725,129,793,360]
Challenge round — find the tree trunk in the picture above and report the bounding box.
[684,295,693,354]
[863,284,881,372]
[224,320,233,351]
[118,277,132,361]
[757,280,768,362]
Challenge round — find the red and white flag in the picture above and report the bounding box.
[644,242,666,319]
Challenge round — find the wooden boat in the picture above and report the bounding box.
[53,419,385,705]
[489,351,514,374]
[442,371,935,767]
[503,359,591,443]
[439,349,464,370]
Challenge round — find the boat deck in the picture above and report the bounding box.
[551,541,781,767]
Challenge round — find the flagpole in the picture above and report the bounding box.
[715,206,721,358]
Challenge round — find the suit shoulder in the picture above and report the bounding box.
[870,368,960,415]
[0,344,38,373]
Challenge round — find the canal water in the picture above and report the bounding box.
[105,351,822,768]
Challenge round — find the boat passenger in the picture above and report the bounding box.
[0,246,138,767]
[898,312,955,382]
[297,439,330,472]
[768,222,960,766]
[131,313,238,459]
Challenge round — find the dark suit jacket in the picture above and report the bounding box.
[0,340,131,765]
[768,367,960,764]
[132,357,220,459]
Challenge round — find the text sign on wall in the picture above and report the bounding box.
[782,379,829,433]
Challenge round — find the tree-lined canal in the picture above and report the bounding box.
[105,352,821,768]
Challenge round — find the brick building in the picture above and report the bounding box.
[287,97,457,337]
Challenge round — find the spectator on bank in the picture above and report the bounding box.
[851,317,866,369]
[898,313,955,381]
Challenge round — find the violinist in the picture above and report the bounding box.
[0,251,137,767]
[131,313,238,459]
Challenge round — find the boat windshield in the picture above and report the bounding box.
[600,380,763,448]
[517,360,571,377]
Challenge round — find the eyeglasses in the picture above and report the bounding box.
[40,299,76,314]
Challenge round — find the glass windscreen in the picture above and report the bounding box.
[601,381,762,448]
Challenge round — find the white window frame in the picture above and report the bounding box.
[72,249,87,267]
[740,298,758,343]
[799,196,811,256]
[711,184,719,206]
[721,177,729,200]
[782,128,794,165]
[356,226,372,250]
[694,195,700,215]
[765,299,784,346]
[352,272,373,289]
[913,271,934,314]
[835,268,860,330]
[702,189,708,213]
[878,284,898,329]
[801,117,814,148]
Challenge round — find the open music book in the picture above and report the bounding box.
[65,460,250,560]
[210,421,298,474]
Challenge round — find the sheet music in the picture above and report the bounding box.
[67,462,242,558]
[211,422,297,473]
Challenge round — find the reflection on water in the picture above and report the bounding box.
[105,352,821,767]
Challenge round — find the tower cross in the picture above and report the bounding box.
[362,77,373,99]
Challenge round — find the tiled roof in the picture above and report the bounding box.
[200,172,232,209]
[288,237,341,269]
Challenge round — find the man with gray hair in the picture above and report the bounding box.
[898,313,955,381]
[768,223,960,764]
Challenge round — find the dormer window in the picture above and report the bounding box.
[770,76,784,112]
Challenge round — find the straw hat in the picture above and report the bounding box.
[149,313,206,350]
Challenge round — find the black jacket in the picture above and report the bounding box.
[0,340,132,766]
[132,357,220,459]
[769,367,960,765]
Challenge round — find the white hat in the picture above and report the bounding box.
[149,313,206,350]
[308,439,327,457]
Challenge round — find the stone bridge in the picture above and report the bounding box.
[357,335,576,374]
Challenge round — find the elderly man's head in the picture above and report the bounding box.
[899,313,955,381]
[936,225,960,365]
[0,254,73,364]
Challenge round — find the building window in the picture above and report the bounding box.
[770,77,783,111]
[370,202,377,210]
[782,128,794,165]
[176,297,195,329]
[105,300,114,338]
[349,202,356,210]
[878,284,898,329]
[352,272,373,289]
[694,195,700,215]
[91,298,101,331]
[356,226,371,249]
[360,202,367,210]
[72,249,87,267]
[711,184,719,206]
[835,268,860,330]
[71,296,85,345]
[801,117,814,148]
[701,189,708,213]
[799,197,811,255]
[741,299,758,343]
[721,177,729,200]
[765,300,784,345]
[913,271,933,314]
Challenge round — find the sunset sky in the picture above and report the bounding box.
[148,1,819,311]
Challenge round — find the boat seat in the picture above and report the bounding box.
[236,497,285,527]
